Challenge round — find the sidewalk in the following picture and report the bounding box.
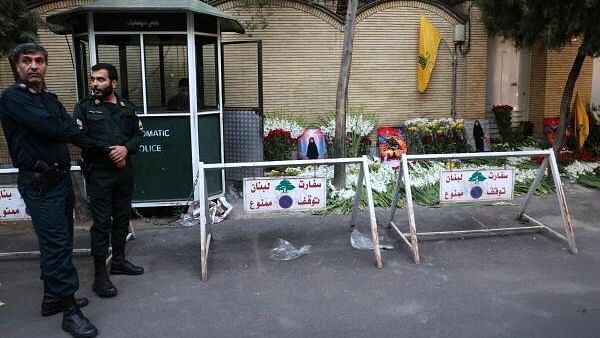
[0,183,599,338]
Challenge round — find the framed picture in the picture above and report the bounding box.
[297,128,328,160]
[377,127,408,169]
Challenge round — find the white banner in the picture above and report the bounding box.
[0,186,29,219]
[243,177,327,212]
[439,169,514,203]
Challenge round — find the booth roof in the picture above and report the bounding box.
[46,0,245,34]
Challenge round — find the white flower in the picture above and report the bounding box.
[264,116,304,139]
[404,118,430,127]
[319,113,376,138]
[563,161,600,180]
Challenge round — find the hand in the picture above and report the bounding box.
[108,145,128,163]
[116,159,126,168]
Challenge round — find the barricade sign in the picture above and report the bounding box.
[243,176,327,212]
[439,169,514,203]
[198,156,382,281]
[0,186,29,220]
[386,149,577,264]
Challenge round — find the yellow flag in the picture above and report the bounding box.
[417,15,441,93]
[574,93,589,149]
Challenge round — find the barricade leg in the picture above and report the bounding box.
[198,163,211,281]
[519,157,549,219]
[361,156,382,268]
[388,166,403,226]
[350,163,364,228]
[401,156,420,264]
[548,151,578,254]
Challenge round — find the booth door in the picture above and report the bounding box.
[221,40,264,181]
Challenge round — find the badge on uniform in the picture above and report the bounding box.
[76,119,83,130]
[138,120,144,131]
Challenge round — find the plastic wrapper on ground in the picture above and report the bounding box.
[350,229,394,250]
[180,197,233,227]
[270,238,312,261]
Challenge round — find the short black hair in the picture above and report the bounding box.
[9,43,48,67]
[91,63,118,82]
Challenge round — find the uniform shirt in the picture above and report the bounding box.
[74,95,143,168]
[0,81,106,171]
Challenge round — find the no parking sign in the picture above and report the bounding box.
[439,169,515,203]
[243,177,327,212]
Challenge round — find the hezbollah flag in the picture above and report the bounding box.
[417,15,441,93]
[574,93,589,149]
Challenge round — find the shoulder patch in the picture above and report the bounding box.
[138,120,144,131]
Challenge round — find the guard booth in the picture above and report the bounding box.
[46,0,252,206]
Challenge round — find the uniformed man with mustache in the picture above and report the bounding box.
[0,42,99,338]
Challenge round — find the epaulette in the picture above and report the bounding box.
[17,83,36,94]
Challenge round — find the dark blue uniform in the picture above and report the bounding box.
[0,81,106,299]
[73,96,143,259]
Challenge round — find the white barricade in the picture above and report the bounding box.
[386,149,577,264]
[197,156,382,281]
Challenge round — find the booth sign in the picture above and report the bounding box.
[243,177,326,212]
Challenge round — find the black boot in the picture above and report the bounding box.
[41,281,89,317]
[61,296,98,338]
[110,247,144,276]
[92,256,117,298]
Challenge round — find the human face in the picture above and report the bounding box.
[16,52,47,86]
[90,69,117,99]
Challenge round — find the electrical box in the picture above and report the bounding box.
[454,24,465,43]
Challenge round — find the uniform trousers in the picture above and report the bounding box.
[18,174,79,298]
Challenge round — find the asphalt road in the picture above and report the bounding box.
[1,183,599,338]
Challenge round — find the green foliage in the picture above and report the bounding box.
[476,0,600,57]
[0,0,42,58]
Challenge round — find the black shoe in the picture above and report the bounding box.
[41,293,89,317]
[62,305,98,338]
[110,260,144,275]
[92,277,117,298]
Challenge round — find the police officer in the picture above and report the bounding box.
[74,63,144,299]
[0,43,98,338]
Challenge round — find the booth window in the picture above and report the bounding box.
[196,35,219,111]
[74,36,90,101]
[95,35,143,108]
[144,35,189,113]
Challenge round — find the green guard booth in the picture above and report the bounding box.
[47,0,245,207]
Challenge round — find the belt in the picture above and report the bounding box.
[19,168,69,179]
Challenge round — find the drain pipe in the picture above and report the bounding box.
[451,44,457,117]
